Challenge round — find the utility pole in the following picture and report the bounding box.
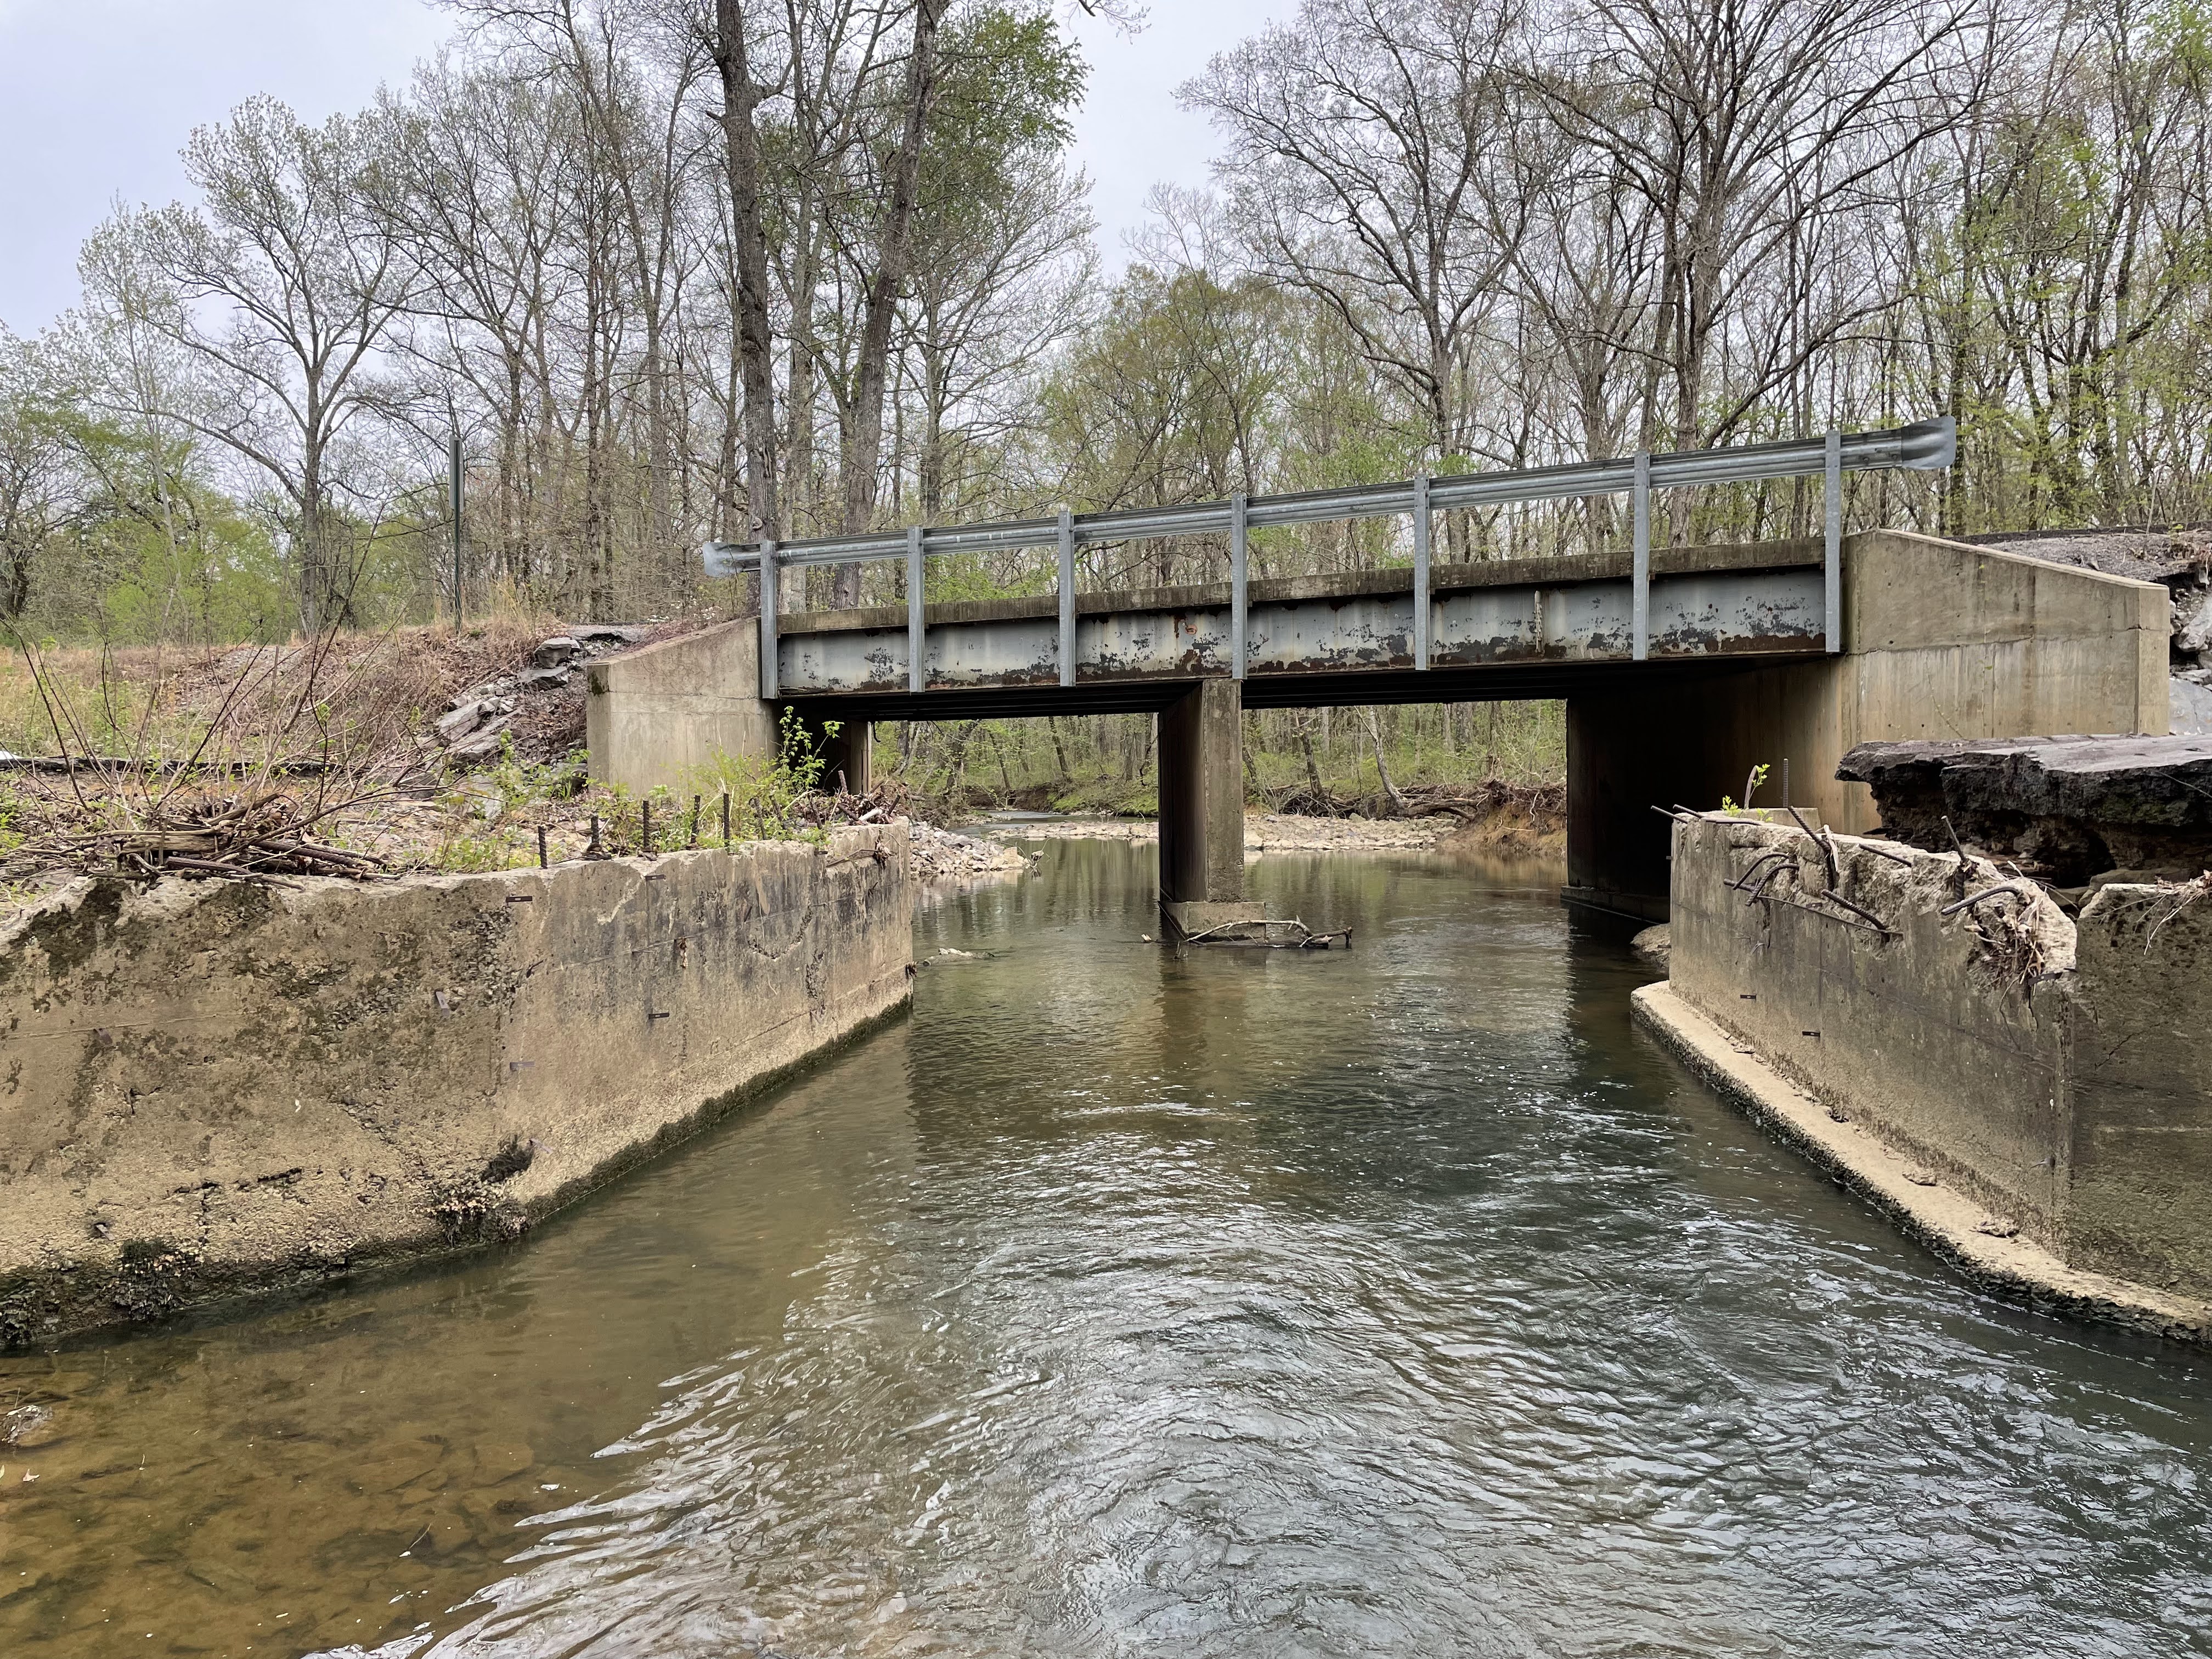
[449,431,464,629]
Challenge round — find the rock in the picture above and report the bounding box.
[447,719,513,764]
[531,635,583,668]
[472,1441,534,1485]
[454,779,505,822]
[2,1403,55,1448]
[1976,1217,2021,1238]
[909,822,1029,881]
[518,665,573,691]
[2179,589,2212,657]
[1903,1169,1938,1187]
[2171,673,2212,738]
[1630,923,1670,967]
[436,697,516,743]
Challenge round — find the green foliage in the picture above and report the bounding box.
[431,831,517,873]
[1720,763,1774,817]
[0,779,27,865]
[927,5,1083,201]
[679,709,841,845]
[483,739,584,817]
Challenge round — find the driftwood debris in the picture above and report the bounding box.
[1178,916,1353,950]
[7,791,391,885]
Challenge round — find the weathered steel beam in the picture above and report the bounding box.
[774,565,1822,698]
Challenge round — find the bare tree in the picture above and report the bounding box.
[108,97,414,630]
[833,0,946,605]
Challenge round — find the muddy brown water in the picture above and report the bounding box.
[4,840,2211,1657]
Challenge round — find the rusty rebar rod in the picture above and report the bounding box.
[1941,881,2038,917]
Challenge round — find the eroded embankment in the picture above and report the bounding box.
[1637,812,2212,1343]
[0,823,912,1345]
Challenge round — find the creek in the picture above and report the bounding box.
[3,840,2209,1657]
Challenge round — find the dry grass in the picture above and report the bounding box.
[0,618,569,895]
[0,619,553,766]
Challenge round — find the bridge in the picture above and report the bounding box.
[588,420,2172,928]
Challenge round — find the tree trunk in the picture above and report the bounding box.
[1365,709,1408,816]
[711,0,780,572]
[834,0,944,607]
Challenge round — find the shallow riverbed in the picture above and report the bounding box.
[4,840,2209,1657]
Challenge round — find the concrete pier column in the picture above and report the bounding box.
[815,718,872,795]
[1156,678,1258,937]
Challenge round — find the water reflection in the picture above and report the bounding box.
[3,841,2209,1658]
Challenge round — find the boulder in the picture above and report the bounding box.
[531,635,583,668]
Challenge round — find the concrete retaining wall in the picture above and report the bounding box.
[1655,814,2212,1317]
[0,825,912,1345]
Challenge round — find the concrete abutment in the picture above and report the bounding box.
[1565,532,2169,920]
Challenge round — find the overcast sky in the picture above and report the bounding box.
[0,0,1288,335]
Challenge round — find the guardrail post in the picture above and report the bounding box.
[1825,428,1842,654]
[758,539,779,699]
[907,524,925,693]
[1631,452,1651,662]
[1230,493,1248,680]
[1057,506,1076,688]
[1412,472,1431,670]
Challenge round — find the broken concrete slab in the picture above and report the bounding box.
[447,717,515,764]
[1838,734,2212,879]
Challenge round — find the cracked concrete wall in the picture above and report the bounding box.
[0,824,912,1345]
[1667,815,2212,1300]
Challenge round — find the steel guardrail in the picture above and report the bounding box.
[704,418,1955,697]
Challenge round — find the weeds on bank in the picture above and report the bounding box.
[680,709,839,843]
[413,710,859,874]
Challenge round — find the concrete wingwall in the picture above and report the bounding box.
[0,825,912,1345]
[585,620,778,794]
[1568,531,2170,917]
[1655,814,2212,1313]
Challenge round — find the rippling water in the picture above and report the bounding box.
[5,841,2211,1658]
